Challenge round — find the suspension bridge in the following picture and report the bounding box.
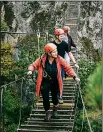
[0,2,93,132]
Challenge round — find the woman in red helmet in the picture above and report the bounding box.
[52,28,78,68]
[52,28,79,103]
[62,26,79,78]
[27,43,80,121]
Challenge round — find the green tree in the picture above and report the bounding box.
[85,63,102,111]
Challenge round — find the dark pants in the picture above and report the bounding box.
[41,81,59,111]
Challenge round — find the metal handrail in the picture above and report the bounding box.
[0,75,36,132]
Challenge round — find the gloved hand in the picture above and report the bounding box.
[27,71,32,75]
[74,63,79,69]
[75,77,80,84]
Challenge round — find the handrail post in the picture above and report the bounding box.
[37,30,40,56]
[0,88,4,132]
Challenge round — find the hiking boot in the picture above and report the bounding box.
[58,97,64,104]
[52,105,58,118]
[44,110,51,121]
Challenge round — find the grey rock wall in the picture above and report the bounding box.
[78,1,102,50]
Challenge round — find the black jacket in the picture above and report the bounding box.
[67,34,76,48]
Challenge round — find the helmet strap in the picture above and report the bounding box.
[55,37,61,43]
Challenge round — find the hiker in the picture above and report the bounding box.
[62,26,77,64]
[51,28,79,103]
[27,43,80,121]
[62,26,79,77]
[62,26,76,49]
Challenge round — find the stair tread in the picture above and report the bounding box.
[38,100,75,103]
[36,103,74,107]
[21,124,73,128]
[25,121,73,123]
[24,121,73,126]
[17,128,68,132]
[27,118,74,121]
[32,109,74,112]
[40,95,75,98]
[30,114,74,116]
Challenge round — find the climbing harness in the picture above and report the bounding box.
[40,56,52,81]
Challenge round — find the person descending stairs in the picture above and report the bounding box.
[17,2,80,132]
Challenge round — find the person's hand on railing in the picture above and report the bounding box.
[74,63,79,69]
[27,71,32,75]
[75,77,80,85]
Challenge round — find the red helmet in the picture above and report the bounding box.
[44,43,57,53]
[62,26,70,31]
[54,28,65,36]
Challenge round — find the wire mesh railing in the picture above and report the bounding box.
[0,74,37,132]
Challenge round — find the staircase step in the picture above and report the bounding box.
[63,86,76,89]
[30,113,74,119]
[63,89,76,92]
[27,118,74,122]
[63,87,76,90]
[39,91,76,97]
[24,121,73,126]
[17,128,68,132]
[63,84,76,87]
[63,83,77,86]
[63,92,75,95]
[63,80,75,83]
[38,100,75,104]
[32,109,74,112]
[65,23,77,26]
[20,124,73,130]
[40,95,75,98]
[63,77,74,81]
[32,109,74,114]
[36,103,74,107]
[35,105,74,110]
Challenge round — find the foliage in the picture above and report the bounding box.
[5,123,18,132]
[1,20,8,39]
[84,63,102,111]
[80,37,102,62]
[74,109,102,132]
[75,61,102,132]
[1,20,8,31]
[78,59,96,91]
[1,42,14,77]
[3,77,36,132]
[9,34,45,80]
[3,88,20,132]
[2,34,45,131]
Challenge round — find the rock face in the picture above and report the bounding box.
[1,1,102,60]
[78,1,102,50]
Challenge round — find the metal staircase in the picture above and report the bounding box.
[17,48,78,132]
[17,78,77,132]
[17,2,80,132]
